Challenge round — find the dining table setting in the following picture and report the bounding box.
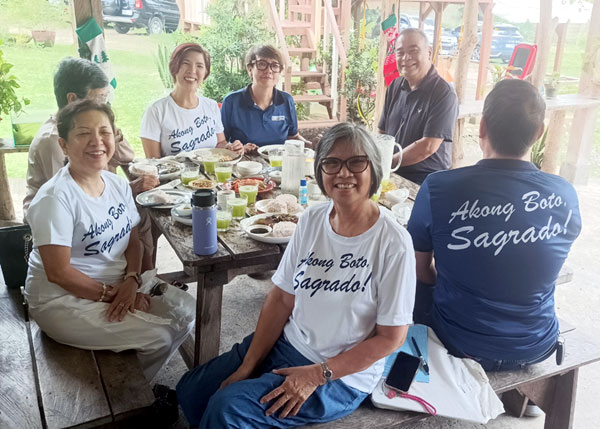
[123,140,420,368]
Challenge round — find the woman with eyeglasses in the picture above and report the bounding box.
[220,45,310,152]
[177,122,416,427]
[140,43,243,158]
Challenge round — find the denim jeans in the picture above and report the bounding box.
[176,334,368,428]
[412,280,558,371]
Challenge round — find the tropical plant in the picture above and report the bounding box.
[0,41,30,121]
[156,44,174,89]
[544,72,561,97]
[489,64,522,85]
[530,127,548,169]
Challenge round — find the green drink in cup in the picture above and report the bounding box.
[181,164,199,185]
[238,184,259,204]
[229,196,248,219]
[215,162,233,183]
[203,156,218,175]
[269,149,283,168]
[216,209,232,232]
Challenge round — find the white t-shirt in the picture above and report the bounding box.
[25,167,141,307]
[140,94,224,156]
[272,202,416,393]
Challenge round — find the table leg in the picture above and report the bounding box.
[193,269,226,367]
[0,152,16,221]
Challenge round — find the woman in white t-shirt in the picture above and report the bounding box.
[177,123,417,427]
[25,100,194,381]
[140,43,244,158]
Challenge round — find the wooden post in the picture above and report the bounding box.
[374,0,395,127]
[418,3,427,30]
[541,111,566,174]
[476,2,493,99]
[530,0,553,90]
[452,0,478,168]
[176,0,185,31]
[553,22,569,74]
[560,0,600,184]
[71,0,103,28]
[432,3,443,64]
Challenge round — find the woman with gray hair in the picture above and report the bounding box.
[177,122,416,427]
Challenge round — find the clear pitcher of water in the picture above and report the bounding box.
[281,140,305,196]
[374,134,402,183]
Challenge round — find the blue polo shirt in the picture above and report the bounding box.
[407,159,582,362]
[221,85,299,147]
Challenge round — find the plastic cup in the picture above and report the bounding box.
[217,189,236,210]
[215,163,233,183]
[181,165,199,185]
[229,196,248,219]
[216,209,233,232]
[203,156,218,175]
[238,184,258,204]
[269,149,283,168]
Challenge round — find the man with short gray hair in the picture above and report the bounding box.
[378,28,458,184]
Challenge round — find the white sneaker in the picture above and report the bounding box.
[524,403,544,417]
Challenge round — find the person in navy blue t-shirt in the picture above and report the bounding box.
[220,45,310,151]
[407,80,582,371]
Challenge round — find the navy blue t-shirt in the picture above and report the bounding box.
[407,159,582,361]
[221,85,299,147]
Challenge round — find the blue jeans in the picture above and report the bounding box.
[176,334,368,428]
[412,280,558,371]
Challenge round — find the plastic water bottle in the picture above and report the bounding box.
[192,189,217,256]
[298,179,308,206]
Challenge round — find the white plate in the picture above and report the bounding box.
[129,159,184,181]
[240,214,299,244]
[254,199,304,215]
[171,207,193,226]
[136,189,190,209]
[258,145,315,160]
[183,148,242,165]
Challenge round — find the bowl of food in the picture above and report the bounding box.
[255,194,303,215]
[186,148,242,165]
[130,159,183,181]
[186,178,217,190]
[230,177,275,194]
[237,161,263,177]
[241,214,299,244]
[174,203,193,217]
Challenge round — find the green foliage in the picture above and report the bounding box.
[531,127,548,169]
[0,0,70,30]
[198,0,274,102]
[0,41,30,119]
[156,44,174,89]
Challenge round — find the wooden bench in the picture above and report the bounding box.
[311,326,600,429]
[0,283,154,428]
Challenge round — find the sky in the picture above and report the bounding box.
[494,0,593,23]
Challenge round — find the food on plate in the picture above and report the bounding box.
[275,194,297,205]
[195,151,234,162]
[263,200,287,213]
[150,190,175,204]
[130,163,158,176]
[188,179,216,189]
[381,180,398,193]
[272,221,297,237]
[286,201,302,214]
[254,214,298,226]
[156,163,181,175]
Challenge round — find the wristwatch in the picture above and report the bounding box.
[320,361,333,383]
[123,272,142,287]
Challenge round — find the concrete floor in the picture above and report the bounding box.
[5,162,600,429]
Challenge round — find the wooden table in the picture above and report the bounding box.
[0,139,29,221]
[140,154,420,367]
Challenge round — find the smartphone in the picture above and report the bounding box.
[384,351,421,393]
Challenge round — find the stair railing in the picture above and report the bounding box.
[267,0,293,92]
[323,0,347,119]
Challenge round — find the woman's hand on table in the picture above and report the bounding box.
[134,292,151,312]
[219,363,254,390]
[227,140,244,155]
[243,142,259,153]
[106,278,138,322]
[260,364,323,418]
[130,175,159,196]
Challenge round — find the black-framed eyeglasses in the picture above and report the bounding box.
[251,60,283,73]
[319,156,370,175]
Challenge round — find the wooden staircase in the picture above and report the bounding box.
[267,0,349,128]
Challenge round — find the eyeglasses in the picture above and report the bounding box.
[251,60,283,73]
[319,156,370,175]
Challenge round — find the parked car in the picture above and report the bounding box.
[399,15,458,56]
[102,0,180,35]
[454,23,524,63]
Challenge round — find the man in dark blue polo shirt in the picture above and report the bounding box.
[407,80,582,371]
[221,84,299,147]
[379,28,458,184]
